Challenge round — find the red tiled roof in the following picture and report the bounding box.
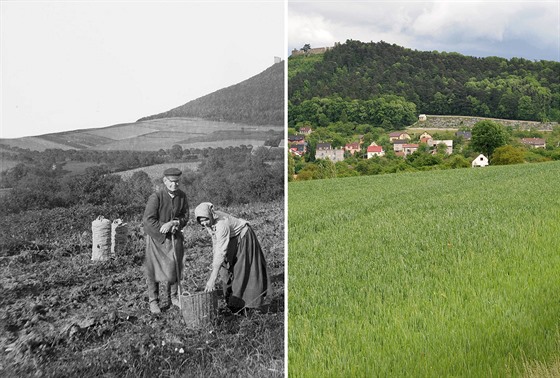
[367,145,383,152]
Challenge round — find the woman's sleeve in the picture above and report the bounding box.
[211,223,230,270]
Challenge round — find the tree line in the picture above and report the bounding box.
[0,147,284,215]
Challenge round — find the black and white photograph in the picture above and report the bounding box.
[1,1,285,376]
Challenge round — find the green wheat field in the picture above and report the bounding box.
[288,161,560,377]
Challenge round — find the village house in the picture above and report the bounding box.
[389,131,411,142]
[402,143,419,156]
[290,144,306,157]
[288,134,305,144]
[299,126,312,135]
[419,132,432,143]
[428,139,453,155]
[367,145,385,158]
[315,143,344,162]
[288,134,307,155]
[344,142,361,156]
[316,142,331,151]
[521,138,546,149]
[472,154,489,167]
[392,140,408,152]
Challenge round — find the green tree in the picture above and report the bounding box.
[491,145,525,165]
[445,155,471,169]
[288,153,295,182]
[471,120,508,158]
[169,144,183,160]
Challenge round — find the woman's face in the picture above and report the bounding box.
[199,217,212,228]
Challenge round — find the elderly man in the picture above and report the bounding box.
[142,168,189,314]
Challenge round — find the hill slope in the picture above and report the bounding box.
[139,62,284,126]
[1,63,284,152]
[289,40,560,122]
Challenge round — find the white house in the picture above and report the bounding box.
[472,154,489,167]
[367,145,385,158]
[429,139,453,155]
[315,143,345,162]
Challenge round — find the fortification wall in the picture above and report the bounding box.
[291,46,332,56]
[414,115,557,131]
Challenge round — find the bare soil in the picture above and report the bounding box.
[0,201,284,377]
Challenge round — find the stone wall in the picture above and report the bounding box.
[414,115,557,131]
[291,46,332,57]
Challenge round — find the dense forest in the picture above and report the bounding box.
[140,62,284,126]
[289,40,560,128]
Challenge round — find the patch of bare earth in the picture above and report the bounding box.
[0,202,284,377]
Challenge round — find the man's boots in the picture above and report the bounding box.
[163,282,180,308]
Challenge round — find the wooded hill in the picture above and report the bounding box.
[289,40,560,126]
[139,61,284,126]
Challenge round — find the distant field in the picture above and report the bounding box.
[0,136,78,151]
[116,162,201,180]
[61,161,100,175]
[289,161,560,376]
[85,123,159,140]
[0,117,283,152]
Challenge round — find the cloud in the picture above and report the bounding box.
[288,1,560,61]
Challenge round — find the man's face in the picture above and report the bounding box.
[164,176,180,192]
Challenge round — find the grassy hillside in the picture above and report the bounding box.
[0,118,283,152]
[288,161,560,376]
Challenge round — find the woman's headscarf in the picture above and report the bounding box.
[194,202,215,225]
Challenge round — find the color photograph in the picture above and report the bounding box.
[288,0,560,376]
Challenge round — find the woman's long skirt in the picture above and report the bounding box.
[223,226,268,309]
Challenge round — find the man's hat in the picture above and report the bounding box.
[163,167,182,178]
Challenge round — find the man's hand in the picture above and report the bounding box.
[159,221,176,234]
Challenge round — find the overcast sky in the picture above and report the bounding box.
[289,0,560,62]
[1,1,285,139]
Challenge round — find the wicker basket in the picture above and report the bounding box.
[180,291,218,328]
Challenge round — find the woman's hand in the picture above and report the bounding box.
[205,278,215,292]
